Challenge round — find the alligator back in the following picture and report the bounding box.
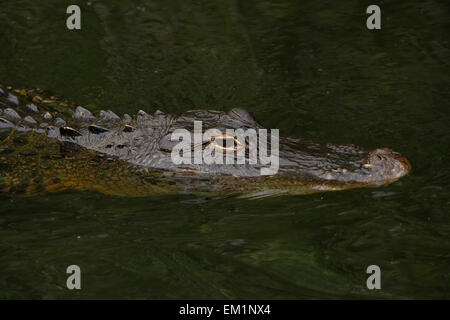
[0,86,180,197]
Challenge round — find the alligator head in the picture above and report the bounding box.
[147,107,411,196]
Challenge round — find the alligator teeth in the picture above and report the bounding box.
[43,111,52,120]
[3,108,22,122]
[54,117,66,126]
[122,114,132,123]
[7,93,19,105]
[123,124,135,132]
[99,110,120,122]
[27,103,39,113]
[88,124,109,134]
[74,106,96,122]
[0,117,14,129]
[24,116,37,125]
[60,126,82,137]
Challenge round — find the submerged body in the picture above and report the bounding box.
[0,86,411,198]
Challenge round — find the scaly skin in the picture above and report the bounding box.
[0,130,181,197]
[0,85,411,198]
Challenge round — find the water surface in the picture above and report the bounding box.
[0,0,449,299]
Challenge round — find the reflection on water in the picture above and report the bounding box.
[0,0,449,298]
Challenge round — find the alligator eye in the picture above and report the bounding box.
[210,135,244,151]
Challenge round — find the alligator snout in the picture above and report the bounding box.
[363,148,411,181]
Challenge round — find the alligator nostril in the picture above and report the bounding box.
[365,148,386,166]
[367,148,395,164]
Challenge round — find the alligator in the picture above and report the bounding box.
[0,85,411,198]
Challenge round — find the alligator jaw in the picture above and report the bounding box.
[318,147,411,185]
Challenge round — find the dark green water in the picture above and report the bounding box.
[0,0,449,299]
